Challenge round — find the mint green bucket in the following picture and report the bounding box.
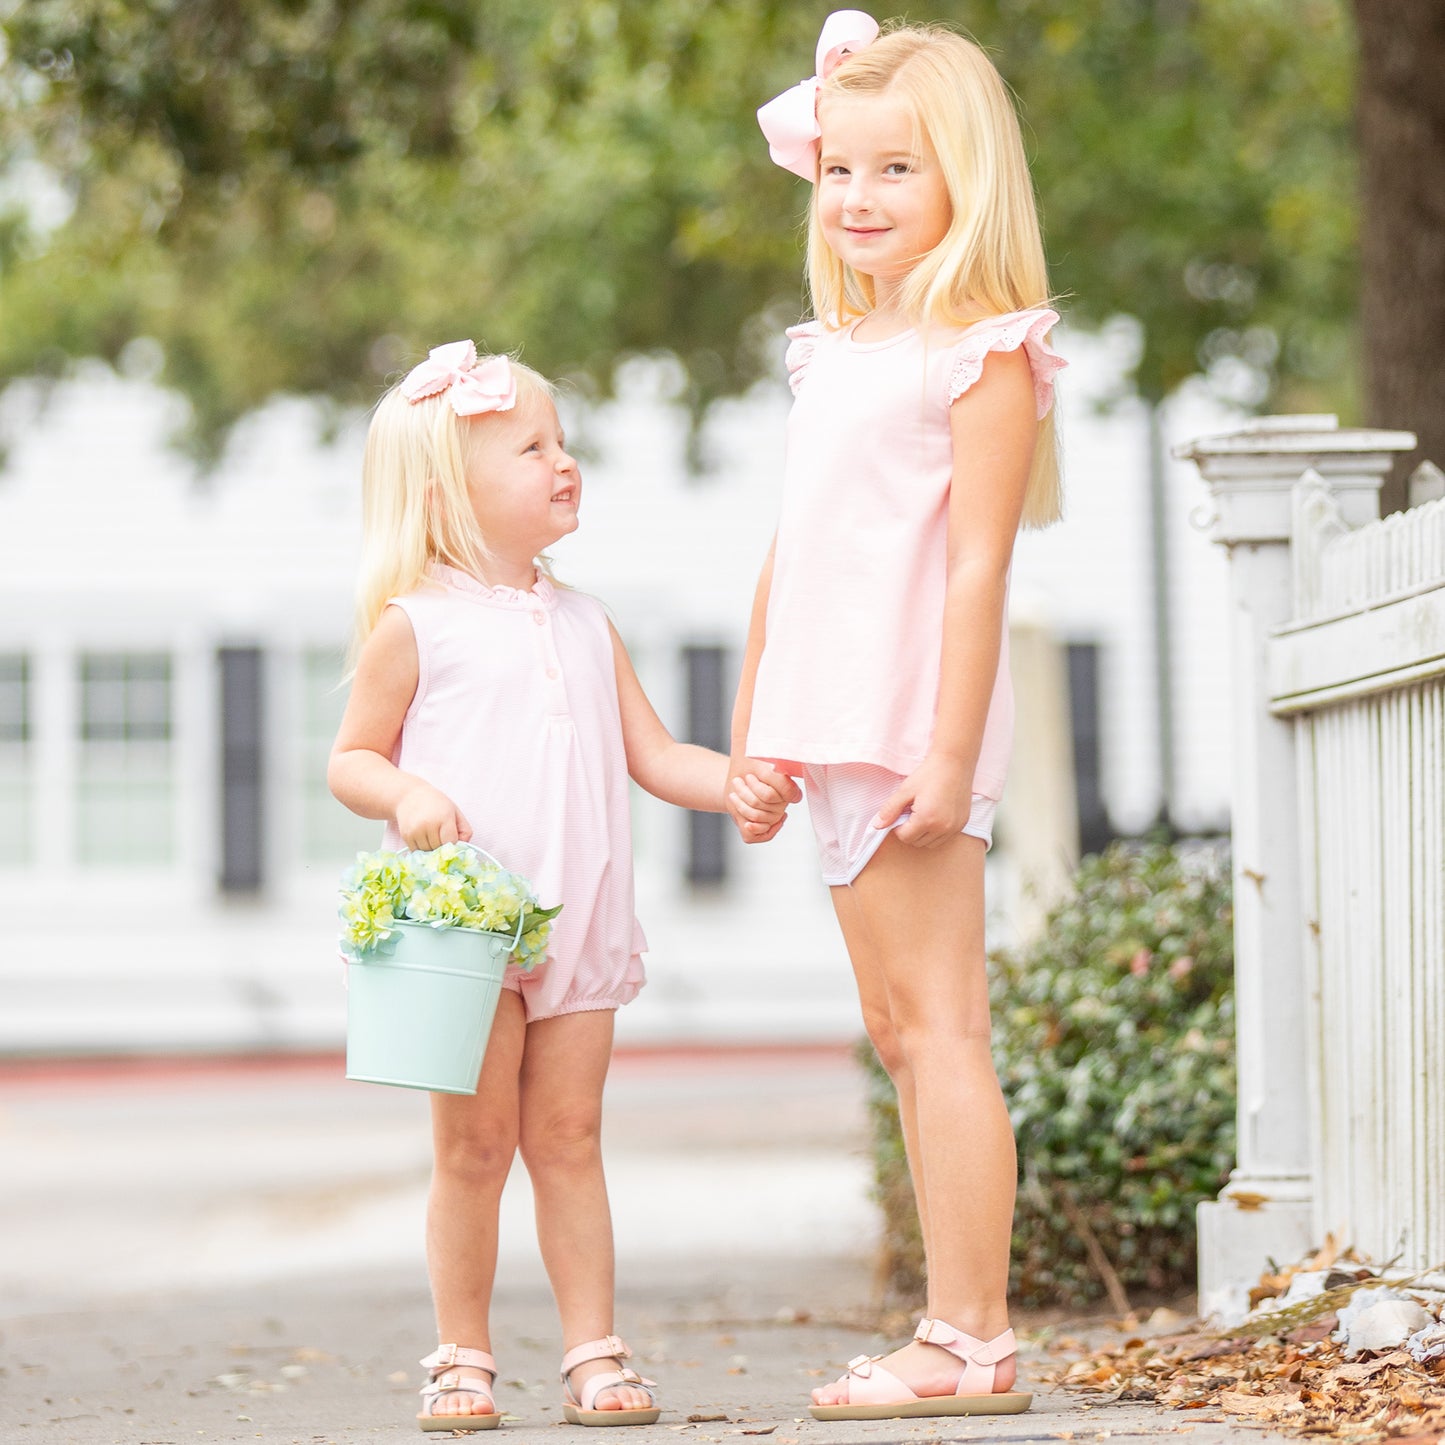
[346,919,516,1095]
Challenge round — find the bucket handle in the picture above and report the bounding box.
[451,840,528,957]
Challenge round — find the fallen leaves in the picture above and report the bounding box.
[1052,1315,1445,1442]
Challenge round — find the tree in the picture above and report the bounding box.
[1353,0,1445,498]
[0,1,1356,459]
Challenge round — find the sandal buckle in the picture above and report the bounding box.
[435,1343,458,1368]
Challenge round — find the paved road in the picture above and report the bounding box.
[0,1049,1290,1444]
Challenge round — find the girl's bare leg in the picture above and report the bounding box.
[517,1008,651,1413]
[831,882,933,1263]
[425,989,527,1417]
[813,833,1018,1404]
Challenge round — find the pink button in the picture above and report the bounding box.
[532,611,546,625]
[547,667,559,680]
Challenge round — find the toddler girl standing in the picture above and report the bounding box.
[728,11,1068,1422]
[330,342,796,1431]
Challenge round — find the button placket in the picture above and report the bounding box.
[531,608,570,716]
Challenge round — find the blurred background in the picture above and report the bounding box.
[1,0,1441,1377]
[0,0,1379,1056]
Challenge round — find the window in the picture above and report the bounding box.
[77,653,174,864]
[0,655,30,864]
[301,649,377,861]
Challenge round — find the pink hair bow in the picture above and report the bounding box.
[756,10,880,180]
[399,340,516,416]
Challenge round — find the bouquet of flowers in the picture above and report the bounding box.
[339,842,561,970]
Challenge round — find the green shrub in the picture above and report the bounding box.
[864,839,1236,1310]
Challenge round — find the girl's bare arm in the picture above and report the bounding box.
[609,622,796,832]
[327,606,472,850]
[877,347,1037,846]
[724,536,800,840]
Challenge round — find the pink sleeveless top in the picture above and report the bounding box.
[746,308,1065,799]
[383,564,646,1013]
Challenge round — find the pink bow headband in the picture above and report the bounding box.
[756,9,880,180]
[399,340,517,416]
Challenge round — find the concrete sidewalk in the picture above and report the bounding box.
[0,1050,1289,1444]
[6,1254,1260,1445]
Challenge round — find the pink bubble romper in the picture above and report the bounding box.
[382,563,647,1019]
[747,308,1067,884]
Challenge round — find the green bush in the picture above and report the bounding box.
[864,839,1236,1310]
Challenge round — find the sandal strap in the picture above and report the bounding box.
[421,1343,498,1377]
[913,1318,1016,1396]
[421,1371,497,1398]
[818,1353,914,1409]
[568,1365,659,1413]
[560,1333,632,1379]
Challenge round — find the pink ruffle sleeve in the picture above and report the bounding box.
[946,307,1066,419]
[784,321,825,397]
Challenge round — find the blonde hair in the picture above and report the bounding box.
[350,359,556,661]
[807,23,1062,528]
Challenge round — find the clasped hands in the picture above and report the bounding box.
[726,757,801,843]
[727,751,976,848]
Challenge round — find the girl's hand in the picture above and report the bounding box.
[874,753,973,848]
[394,783,473,852]
[727,757,802,844]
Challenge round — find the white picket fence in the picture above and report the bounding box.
[1269,468,1445,1270]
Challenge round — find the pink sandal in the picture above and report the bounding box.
[560,1334,660,1426]
[808,1317,1032,1420]
[417,1344,502,1432]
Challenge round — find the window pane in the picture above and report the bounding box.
[0,656,28,743]
[0,655,31,861]
[77,655,174,864]
[0,750,28,863]
[127,678,171,739]
[81,653,171,742]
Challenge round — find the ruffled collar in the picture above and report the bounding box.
[429,561,557,610]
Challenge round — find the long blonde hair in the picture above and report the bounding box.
[807,24,1062,528]
[350,360,556,661]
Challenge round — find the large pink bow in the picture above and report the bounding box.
[399,340,517,417]
[756,10,880,180]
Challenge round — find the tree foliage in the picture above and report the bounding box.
[0,0,1354,456]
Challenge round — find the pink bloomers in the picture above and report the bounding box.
[802,762,997,886]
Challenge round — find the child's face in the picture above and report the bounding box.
[465,394,580,560]
[816,91,952,293]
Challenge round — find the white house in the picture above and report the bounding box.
[0,329,1243,1054]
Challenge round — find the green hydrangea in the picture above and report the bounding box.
[339,845,562,968]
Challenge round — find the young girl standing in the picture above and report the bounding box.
[730,11,1068,1421]
[329,342,796,1432]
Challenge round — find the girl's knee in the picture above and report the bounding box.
[892,1012,994,1068]
[517,1106,604,1173]
[862,1009,907,1078]
[433,1127,519,1186]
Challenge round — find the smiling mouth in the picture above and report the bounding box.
[551,487,577,503]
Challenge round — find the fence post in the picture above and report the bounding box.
[1173,415,1416,1314]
